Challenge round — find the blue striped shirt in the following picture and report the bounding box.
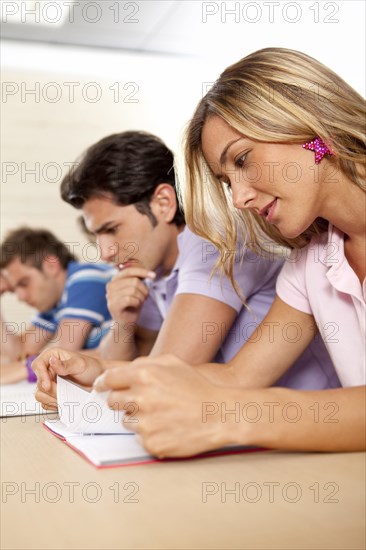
[32,262,114,349]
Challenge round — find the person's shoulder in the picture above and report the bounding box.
[68,260,114,272]
[178,226,204,247]
[178,226,218,257]
[176,226,220,274]
[65,261,115,285]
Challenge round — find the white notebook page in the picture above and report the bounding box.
[57,376,129,434]
[0,381,44,417]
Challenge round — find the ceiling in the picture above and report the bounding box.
[1,0,365,96]
[1,1,213,57]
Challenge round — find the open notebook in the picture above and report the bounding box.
[44,376,154,467]
[0,380,44,417]
[44,377,267,468]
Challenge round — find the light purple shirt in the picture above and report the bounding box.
[139,227,341,390]
[277,224,365,387]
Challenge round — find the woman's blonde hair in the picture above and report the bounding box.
[180,47,366,288]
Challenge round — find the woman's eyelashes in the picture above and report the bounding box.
[219,152,249,188]
[234,151,248,168]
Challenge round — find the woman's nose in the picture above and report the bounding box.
[231,182,257,210]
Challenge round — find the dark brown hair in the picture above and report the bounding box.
[0,227,76,270]
[61,131,185,227]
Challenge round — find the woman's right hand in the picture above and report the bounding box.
[32,348,104,408]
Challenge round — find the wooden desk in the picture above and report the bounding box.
[1,415,365,550]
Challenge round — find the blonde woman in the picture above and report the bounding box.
[38,48,365,457]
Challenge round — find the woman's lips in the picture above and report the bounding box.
[260,199,278,223]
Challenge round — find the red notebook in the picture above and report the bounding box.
[43,420,268,469]
[45,376,268,468]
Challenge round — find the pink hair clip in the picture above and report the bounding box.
[302,137,334,164]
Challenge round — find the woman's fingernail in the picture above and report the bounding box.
[93,373,106,391]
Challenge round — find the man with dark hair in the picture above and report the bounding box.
[59,131,284,363]
[62,131,184,228]
[33,130,340,409]
[0,227,113,383]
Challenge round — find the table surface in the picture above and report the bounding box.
[1,414,365,550]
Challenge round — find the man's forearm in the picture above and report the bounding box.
[0,360,27,384]
[98,321,138,361]
[0,314,22,361]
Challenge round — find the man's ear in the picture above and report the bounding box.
[41,256,63,277]
[150,183,178,223]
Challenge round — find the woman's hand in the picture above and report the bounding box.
[34,380,58,411]
[94,354,241,458]
[32,347,104,390]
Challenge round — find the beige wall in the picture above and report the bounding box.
[1,46,214,324]
[2,35,364,326]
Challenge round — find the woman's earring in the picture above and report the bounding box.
[302,137,334,164]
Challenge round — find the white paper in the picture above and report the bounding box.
[0,381,44,417]
[44,419,151,466]
[57,376,129,434]
[69,434,151,465]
